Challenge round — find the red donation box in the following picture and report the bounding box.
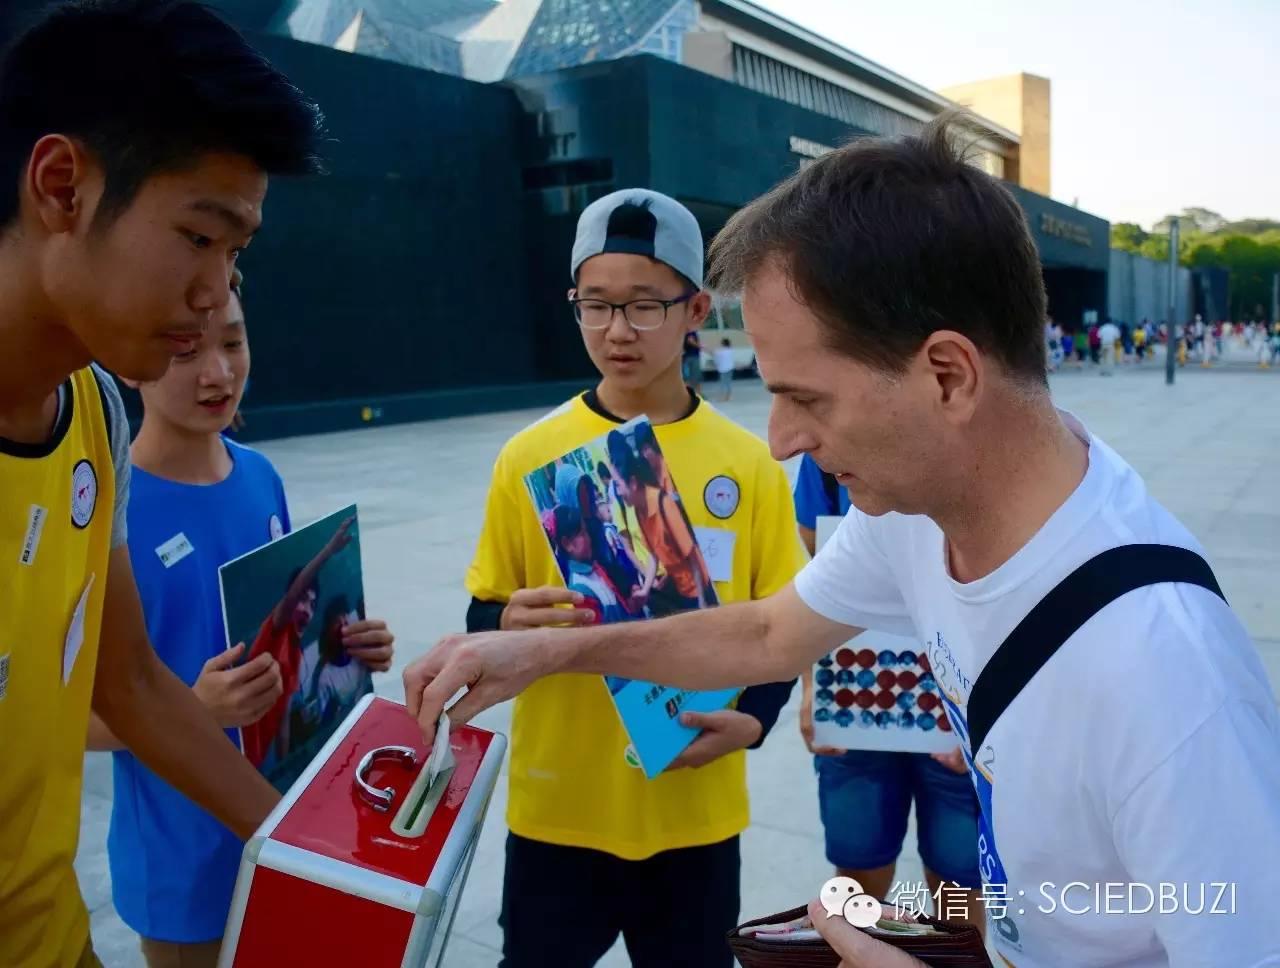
[217,695,506,967]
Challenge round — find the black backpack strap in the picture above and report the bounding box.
[966,544,1225,756]
[820,469,840,514]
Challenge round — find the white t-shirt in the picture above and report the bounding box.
[1099,322,1121,347]
[713,347,736,374]
[795,413,1280,968]
[297,640,371,715]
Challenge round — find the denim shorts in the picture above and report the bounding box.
[815,750,981,888]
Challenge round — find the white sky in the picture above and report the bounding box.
[758,0,1278,229]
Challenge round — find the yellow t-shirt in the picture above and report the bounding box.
[0,367,116,967]
[466,392,805,859]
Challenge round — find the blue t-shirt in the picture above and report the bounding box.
[792,453,851,527]
[109,439,290,942]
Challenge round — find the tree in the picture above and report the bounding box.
[1110,222,1147,251]
[1138,234,1172,261]
[1120,208,1280,319]
[1222,218,1280,235]
[1182,207,1227,233]
[1153,207,1226,234]
[1187,235,1280,319]
[1134,230,1201,263]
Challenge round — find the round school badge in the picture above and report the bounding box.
[269,514,284,540]
[70,459,97,529]
[703,475,740,520]
[623,744,642,770]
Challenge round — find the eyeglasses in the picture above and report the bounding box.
[569,291,697,331]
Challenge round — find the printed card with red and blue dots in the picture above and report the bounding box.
[809,516,955,754]
[810,633,955,753]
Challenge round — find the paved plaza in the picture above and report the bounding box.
[78,359,1280,967]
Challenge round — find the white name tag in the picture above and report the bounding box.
[18,505,47,566]
[64,574,94,686]
[155,532,195,568]
[694,527,736,584]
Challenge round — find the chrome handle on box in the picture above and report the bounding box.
[355,745,417,812]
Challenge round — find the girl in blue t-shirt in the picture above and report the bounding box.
[85,280,397,967]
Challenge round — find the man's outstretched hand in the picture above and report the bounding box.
[402,629,561,746]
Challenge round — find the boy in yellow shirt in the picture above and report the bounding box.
[0,3,323,964]
[464,189,806,966]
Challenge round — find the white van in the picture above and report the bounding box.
[700,300,757,374]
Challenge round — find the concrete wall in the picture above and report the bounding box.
[507,59,659,382]
[681,28,733,80]
[941,74,1023,131]
[1005,184,1109,272]
[940,73,1051,196]
[644,55,871,208]
[0,0,286,38]
[206,0,286,32]
[1108,249,1194,324]
[1019,74,1052,197]
[696,7,937,126]
[224,35,538,418]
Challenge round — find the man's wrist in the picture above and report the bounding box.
[539,626,581,674]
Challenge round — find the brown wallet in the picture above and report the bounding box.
[727,904,993,968]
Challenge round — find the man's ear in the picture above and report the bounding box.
[919,329,982,423]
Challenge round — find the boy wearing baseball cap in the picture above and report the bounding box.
[465,189,806,966]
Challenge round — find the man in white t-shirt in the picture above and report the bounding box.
[1098,318,1121,375]
[405,117,1280,968]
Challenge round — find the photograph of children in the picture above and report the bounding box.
[524,418,736,777]
[524,417,718,629]
[615,420,717,614]
[218,505,373,793]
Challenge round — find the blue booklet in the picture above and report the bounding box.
[523,416,738,779]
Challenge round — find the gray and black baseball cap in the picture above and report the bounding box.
[570,189,704,289]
